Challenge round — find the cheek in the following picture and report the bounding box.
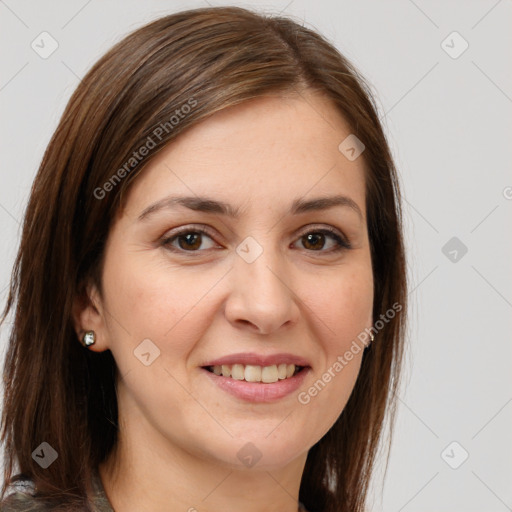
[305,262,374,351]
[294,266,371,441]
[101,252,225,362]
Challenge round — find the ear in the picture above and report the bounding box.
[72,281,109,352]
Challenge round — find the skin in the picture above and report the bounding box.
[74,91,374,512]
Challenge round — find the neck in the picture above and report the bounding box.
[98,408,308,512]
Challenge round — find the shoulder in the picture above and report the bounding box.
[1,478,48,511]
[0,491,92,511]
[0,488,89,512]
[0,490,49,511]
[1,470,112,512]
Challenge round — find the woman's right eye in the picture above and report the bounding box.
[161,228,219,253]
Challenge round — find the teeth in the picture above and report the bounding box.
[210,363,300,382]
[244,365,261,382]
[261,365,278,383]
[231,364,245,380]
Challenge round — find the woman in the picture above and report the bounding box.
[0,5,407,512]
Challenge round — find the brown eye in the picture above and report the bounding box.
[295,228,350,253]
[301,232,326,251]
[161,227,218,253]
[177,232,203,251]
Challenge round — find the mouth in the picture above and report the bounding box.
[202,363,306,383]
[200,352,311,402]
[200,356,311,402]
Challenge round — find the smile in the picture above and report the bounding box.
[204,363,303,383]
[201,365,310,403]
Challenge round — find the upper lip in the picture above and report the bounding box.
[201,352,311,368]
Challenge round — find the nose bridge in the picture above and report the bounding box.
[226,232,298,333]
[236,233,289,298]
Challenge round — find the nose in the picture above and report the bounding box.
[224,242,301,335]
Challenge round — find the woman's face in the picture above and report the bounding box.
[81,91,373,470]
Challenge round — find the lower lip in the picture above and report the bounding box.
[202,367,310,403]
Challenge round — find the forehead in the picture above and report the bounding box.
[122,92,367,219]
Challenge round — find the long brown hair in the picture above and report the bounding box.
[0,6,407,511]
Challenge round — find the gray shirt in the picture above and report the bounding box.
[0,468,114,511]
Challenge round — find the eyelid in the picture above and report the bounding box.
[162,223,218,240]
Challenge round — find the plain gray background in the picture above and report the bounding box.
[1,1,511,510]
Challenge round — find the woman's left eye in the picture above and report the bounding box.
[160,226,351,254]
[294,228,351,253]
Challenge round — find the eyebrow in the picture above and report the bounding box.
[137,194,363,222]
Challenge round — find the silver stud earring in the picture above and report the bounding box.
[366,332,375,348]
[81,330,96,347]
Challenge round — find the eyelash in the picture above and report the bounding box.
[160,224,351,256]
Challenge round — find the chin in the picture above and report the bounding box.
[199,432,311,471]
